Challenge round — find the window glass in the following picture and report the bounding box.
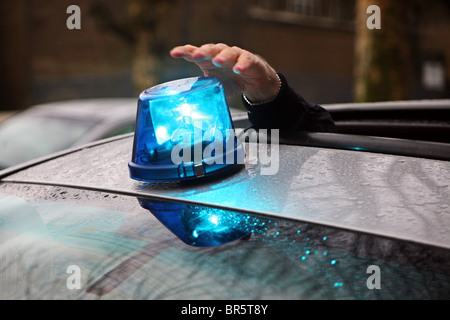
[0,183,449,299]
[103,123,135,139]
[0,115,95,168]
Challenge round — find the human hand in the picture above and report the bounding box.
[170,43,280,103]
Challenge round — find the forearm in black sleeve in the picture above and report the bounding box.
[242,73,335,133]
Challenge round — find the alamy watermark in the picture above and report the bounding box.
[66,5,81,30]
[169,123,280,176]
[65,263,381,291]
[66,265,81,290]
[66,4,380,31]
[366,5,381,29]
[366,265,381,289]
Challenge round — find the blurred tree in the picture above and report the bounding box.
[354,0,418,102]
[90,0,175,93]
[0,0,30,110]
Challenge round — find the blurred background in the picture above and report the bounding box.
[1,0,450,113]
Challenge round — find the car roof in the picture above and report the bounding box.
[1,132,449,250]
[324,99,450,111]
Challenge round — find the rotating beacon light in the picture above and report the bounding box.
[129,77,244,181]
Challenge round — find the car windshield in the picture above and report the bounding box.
[0,115,95,169]
[0,183,448,300]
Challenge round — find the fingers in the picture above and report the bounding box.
[213,47,265,76]
[169,45,198,61]
[170,43,226,61]
[232,50,256,74]
[192,43,229,61]
[211,46,243,71]
[170,43,248,72]
[170,43,278,101]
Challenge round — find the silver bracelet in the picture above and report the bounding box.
[242,73,282,106]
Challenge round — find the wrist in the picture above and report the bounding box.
[243,72,281,106]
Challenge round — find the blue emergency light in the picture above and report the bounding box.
[129,77,244,182]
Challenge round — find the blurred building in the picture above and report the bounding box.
[0,0,134,110]
[0,0,449,110]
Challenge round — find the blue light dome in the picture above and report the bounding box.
[129,77,244,182]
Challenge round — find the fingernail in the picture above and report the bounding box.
[233,68,241,74]
[212,61,222,68]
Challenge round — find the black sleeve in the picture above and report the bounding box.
[242,73,335,133]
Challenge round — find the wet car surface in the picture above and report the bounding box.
[0,101,449,299]
[1,181,449,300]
